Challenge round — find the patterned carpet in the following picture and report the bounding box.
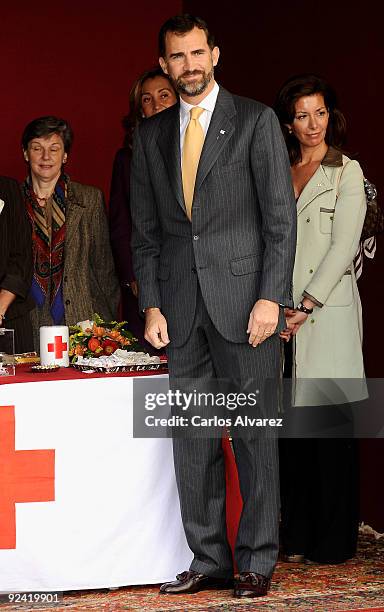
[1,534,383,611]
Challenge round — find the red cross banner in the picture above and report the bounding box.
[39,326,69,367]
[0,376,193,591]
[0,406,55,549]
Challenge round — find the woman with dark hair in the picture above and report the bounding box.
[109,68,177,349]
[122,66,178,148]
[0,176,34,353]
[275,74,366,564]
[22,116,119,349]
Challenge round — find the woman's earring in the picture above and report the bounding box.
[288,128,293,134]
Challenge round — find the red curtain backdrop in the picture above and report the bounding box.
[2,2,383,531]
[1,0,181,196]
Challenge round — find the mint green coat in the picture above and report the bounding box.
[292,148,367,406]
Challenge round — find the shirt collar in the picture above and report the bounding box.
[180,81,220,119]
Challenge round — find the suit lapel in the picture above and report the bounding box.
[195,87,236,192]
[158,103,185,213]
[297,165,334,215]
[65,182,85,251]
[157,88,236,212]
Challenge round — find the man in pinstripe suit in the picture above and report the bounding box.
[130,15,296,598]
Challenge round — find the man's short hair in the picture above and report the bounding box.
[158,14,215,57]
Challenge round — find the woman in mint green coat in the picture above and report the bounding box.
[275,74,366,565]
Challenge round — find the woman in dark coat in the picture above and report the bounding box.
[109,67,177,350]
[0,176,34,353]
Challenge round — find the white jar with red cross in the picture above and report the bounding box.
[39,326,70,367]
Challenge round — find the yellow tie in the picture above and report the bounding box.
[182,106,205,220]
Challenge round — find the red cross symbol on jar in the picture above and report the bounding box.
[47,335,68,359]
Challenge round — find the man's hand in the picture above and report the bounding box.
[247,299,279,347]
[144,307,170,349]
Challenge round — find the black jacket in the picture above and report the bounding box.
[0,176,34,319]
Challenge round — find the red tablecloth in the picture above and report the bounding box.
[0,363,168,385]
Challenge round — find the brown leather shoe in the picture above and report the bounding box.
[234,572,271,598]
[159,570,233,595]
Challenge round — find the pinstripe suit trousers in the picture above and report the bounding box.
[167,285,281,579]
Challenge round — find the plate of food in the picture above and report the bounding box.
[71,350,168,374]
[15,352,40,365]
[71,362,168,374]
[30,364,60,373]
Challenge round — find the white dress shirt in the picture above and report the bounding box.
[179,81,220,159]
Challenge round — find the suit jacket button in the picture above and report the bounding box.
[306,218,310,223]
[309,269,313,273]
[65,299,71,306]
[193,235,199,241]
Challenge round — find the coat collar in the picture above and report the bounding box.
[65,181,86,251]
[158,86,236,215]
[321,146,343,167]
[66,181,87,208]
[195,86,236,192]
[158,102,184,211]
[296,147,342,214]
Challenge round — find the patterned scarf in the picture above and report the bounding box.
[23,173,67,324]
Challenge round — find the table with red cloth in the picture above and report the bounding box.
[0,365,241,592]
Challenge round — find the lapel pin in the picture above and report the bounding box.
[220,130,226,134]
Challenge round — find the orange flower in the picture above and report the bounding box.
[92,324,105,337]
[88,337,101,352]
[75,345,86,356]
[108,330,120,339]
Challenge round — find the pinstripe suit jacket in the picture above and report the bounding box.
[130,86,297,347]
